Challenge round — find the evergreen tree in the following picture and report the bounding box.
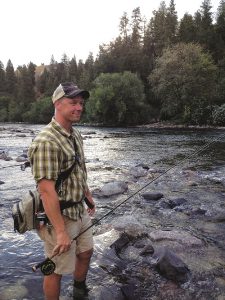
[5,60,17,96]
[0,61,5,94]
[69,56,78,83]
[17,64,35,105]
[149,1,168,56]
[119,12,130,41]
[166,0,178,44]
[214,0,225,61]
[178,13,197,43]
[196,0,215,54]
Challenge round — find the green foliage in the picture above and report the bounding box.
[86,72,149,126]
[0,1,225,126]
[149,43,217,124]
[22,97,54,124]
[212,104,225,125]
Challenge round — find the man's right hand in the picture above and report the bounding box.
[53,230,72,256]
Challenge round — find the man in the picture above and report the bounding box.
[28,82,95,300]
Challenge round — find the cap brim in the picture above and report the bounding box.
[66,89,90,99]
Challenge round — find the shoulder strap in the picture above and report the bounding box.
[55,160,76,191]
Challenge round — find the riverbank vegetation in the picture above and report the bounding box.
[0,0,225,126]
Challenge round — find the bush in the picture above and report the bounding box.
[22,97,54,124]
[212,104,225,126]
[86,71,149,126]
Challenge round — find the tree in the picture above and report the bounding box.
[166,0,178,44]
[23,97,54,123]
[149,43,217,124]
[69,56,78,83]
[214,0,225,61]
[5,60,17,96]
[178,13,197,43]
[17,64,35,105]
[86,71,149,126]
[0,61,5,94]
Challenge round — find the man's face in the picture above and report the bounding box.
[56,95,84,123]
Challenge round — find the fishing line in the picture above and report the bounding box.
[32,130,225,275]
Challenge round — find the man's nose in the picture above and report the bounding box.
[75,103,83,110]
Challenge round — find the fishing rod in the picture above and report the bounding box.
[31,131,225,276]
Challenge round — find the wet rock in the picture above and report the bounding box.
[84,131,96,135]
[207,213,225,223]
[110,232,134,255]
[153,247,190,283]
[155,200,171,209]
[140,244,154,256]
[112,215,145,236]
[121,284,137,300]
[149,230,202,247]
[142,192,164,201]
[190,207,207,215]
[0,181,5,185]
[16,156,28,162]
[168,198,187,208]
[136,163,150,170]
[91,285,124,300]
[0,152,8,160]
[130,166,148,178]
[16,134,26,137]
[93,180,128,197]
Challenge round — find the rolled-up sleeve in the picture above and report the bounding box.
[28,141,61,182]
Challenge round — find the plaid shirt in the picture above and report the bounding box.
[28,118,88,220]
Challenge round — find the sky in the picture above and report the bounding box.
[0,0,221,68]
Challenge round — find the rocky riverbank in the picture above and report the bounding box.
[0,123,225,299]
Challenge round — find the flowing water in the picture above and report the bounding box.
[0,123,225,299]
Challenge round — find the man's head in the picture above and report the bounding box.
[52,82,90,104]
[52,82,90,127]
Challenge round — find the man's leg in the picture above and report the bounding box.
[74,248,93,281]
[43,273,62,300]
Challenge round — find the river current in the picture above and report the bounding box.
[0,123,225,299]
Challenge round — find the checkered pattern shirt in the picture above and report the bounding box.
[28,118,88,220]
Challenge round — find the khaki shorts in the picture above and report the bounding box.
[37,209,93,275]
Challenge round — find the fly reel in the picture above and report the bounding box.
[32,258,56,276]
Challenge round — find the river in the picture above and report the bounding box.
[0,123,225,299]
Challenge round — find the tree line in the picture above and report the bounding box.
[0,0,225,126]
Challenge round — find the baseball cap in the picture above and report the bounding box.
[52,82,90,103]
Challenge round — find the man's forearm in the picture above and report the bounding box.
[38,180,66,234]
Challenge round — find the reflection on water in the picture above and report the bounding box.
[0,123,225,299]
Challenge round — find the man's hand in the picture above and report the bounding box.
[85,190,95,216]
[52,230,71,256]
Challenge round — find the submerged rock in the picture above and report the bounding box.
[142,192,164,201]
[168,198,187,208]
[153,247,190,283]
[140,244,154,256]
[149,230,202,247]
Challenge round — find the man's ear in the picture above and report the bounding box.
[54,99,63,109]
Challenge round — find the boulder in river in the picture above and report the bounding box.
[153,247,190,283]
[93,180,128,197]
[130,166,148,178]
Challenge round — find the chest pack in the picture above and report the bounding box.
[12,160,76,234]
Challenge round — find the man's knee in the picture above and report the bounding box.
[77,248,93,260]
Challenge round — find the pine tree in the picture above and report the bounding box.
[0,61,5,94]
[5,60,17,96]
[178,13,197,43]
